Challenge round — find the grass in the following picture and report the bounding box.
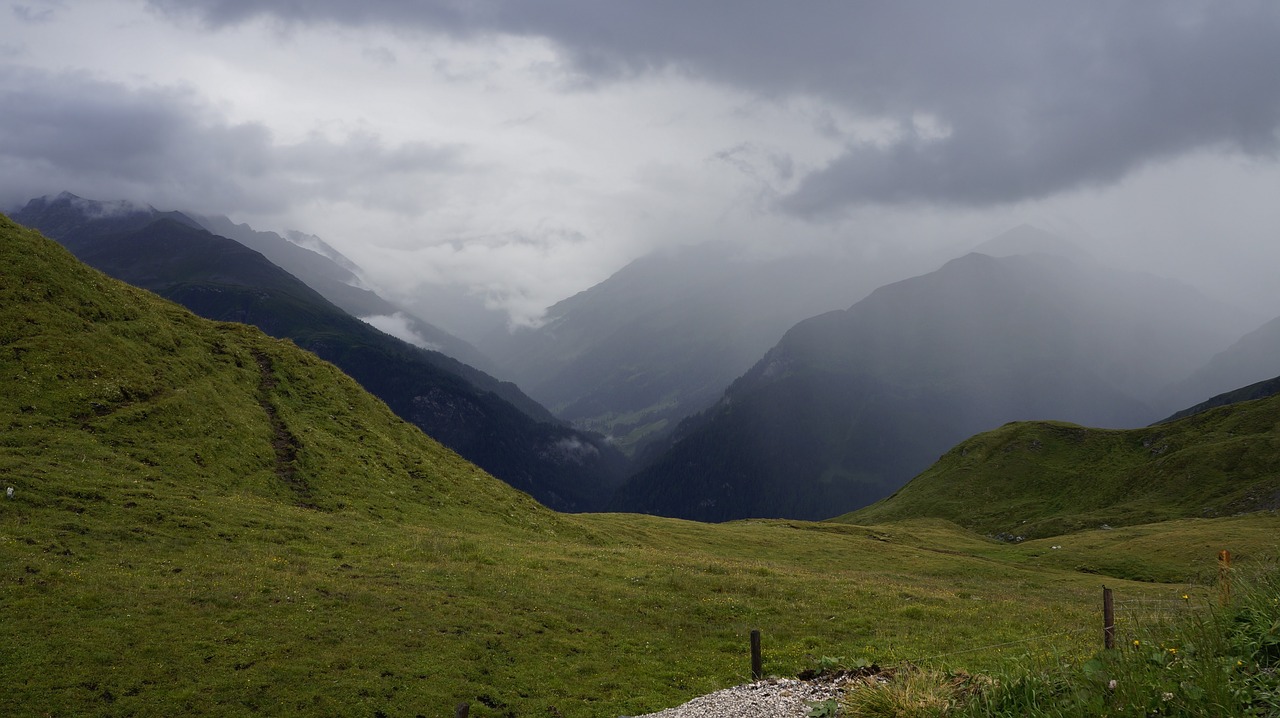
[844,563,1280,717]
[3,214,1280,716]
[840,412,1280,540]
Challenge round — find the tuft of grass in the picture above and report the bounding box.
[843,668,986,718]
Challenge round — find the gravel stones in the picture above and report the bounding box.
[630,674,862,718]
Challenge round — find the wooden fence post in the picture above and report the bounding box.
[455,702,469,718]
[1219,549,1232,606]
[1102,585,1115,650]
[750,629,762,681]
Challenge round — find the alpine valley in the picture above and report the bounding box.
[4,209,1280,717]
[10,193,1278,525]
[9,5,1280,715]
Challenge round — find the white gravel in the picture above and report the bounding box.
[628,674,866,718]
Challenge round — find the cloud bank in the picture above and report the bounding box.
[0,65,462,214]
[5,0,1280,325]
[144,0,1280,215]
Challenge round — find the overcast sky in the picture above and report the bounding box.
[4,0,1280,328]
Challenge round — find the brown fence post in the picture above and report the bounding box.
[1102,585,1115,650]
[1219,550,1232,606]
[750,629,762,681]
[455,702,470,718]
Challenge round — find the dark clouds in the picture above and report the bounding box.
[0,65,463,214]
[145,0,1280,215]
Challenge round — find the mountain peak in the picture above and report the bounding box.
[970,224,1091,263]
[13,192,203,252]
[32,191,153,219]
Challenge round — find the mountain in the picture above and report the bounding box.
[189,213,497,373]
[14,193,492,371]
[612,250,1247,522]
[839,389,1280,540]
[1157,373,1280,424]
[968,223,1094,263]
[480,241,924,454]
[1166,314,1280,411]
[10,196,626,511]
[0,214,537,519]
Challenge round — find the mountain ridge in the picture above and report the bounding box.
[9,199,627,511]
[613,249,1245,521]
[190,212,497,374]
[481,240,923,453]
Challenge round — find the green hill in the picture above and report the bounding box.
[839,394,1280,539]
[3,213,1277,717]
[10,196,628,512]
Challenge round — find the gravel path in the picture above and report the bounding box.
[628,674,869,718]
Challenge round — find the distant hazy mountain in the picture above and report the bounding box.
[188,214,496,373]
[12,194,627,511]
[1158,373,1280,424]
[612,249,1248,522]
[968,223,1094,263]
[1165,315,1280,411]
[480,241,924,454]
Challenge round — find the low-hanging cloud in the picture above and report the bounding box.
[0,65,465,215]
[358,313,441,352]
[145,0,1280,216]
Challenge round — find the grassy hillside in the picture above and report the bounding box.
[10,199,627,512]
[841,395,1280,539]
[3,214,1277,717]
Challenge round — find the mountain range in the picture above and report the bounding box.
[1166,314,1280,411]
[479,240,926,454]
[190,213,496,373]
[611,250,1251,521]
[11,193,627,511]
[11,193,1278,526]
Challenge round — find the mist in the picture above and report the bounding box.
[3,1,1280,333]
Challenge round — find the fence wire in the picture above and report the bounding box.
[865,587,1208,672]
[902,625,1094,666]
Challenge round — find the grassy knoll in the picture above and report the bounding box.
[840,412,1280,540]
[2,214,1277,717]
